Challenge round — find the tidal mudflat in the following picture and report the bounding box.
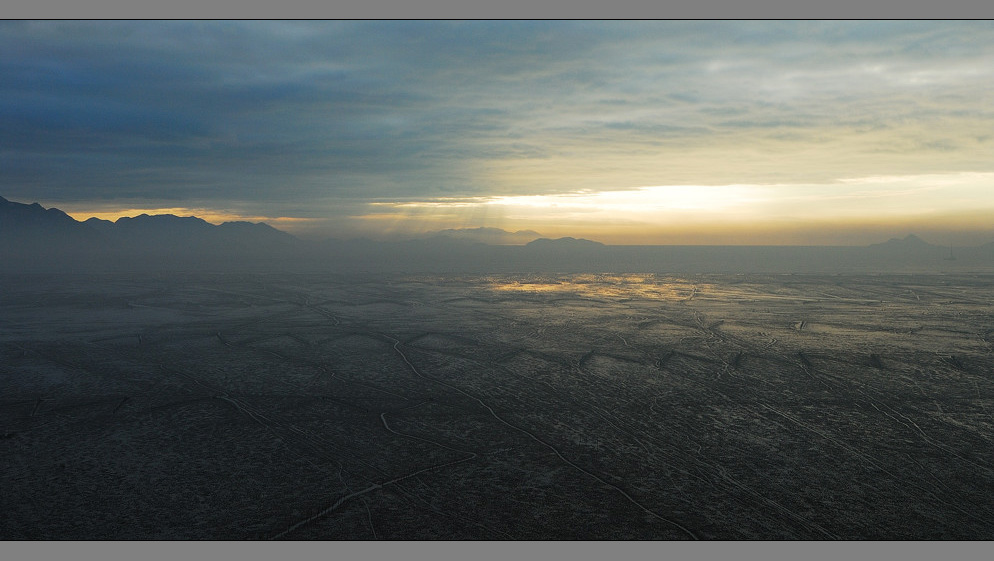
[2,272,993,539]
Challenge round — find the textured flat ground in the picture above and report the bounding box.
[2,272,993,539]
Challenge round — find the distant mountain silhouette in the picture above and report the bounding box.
[525,236,606,248]
[1,196,300,270]
[1,196,104,255]
[82,217,117,234]
[112,214,215,245]
[216,221,299,249]
[424,227,542,244]
[867,234,937,250]
[398,236,487,249]
[864,234,947,268]
[1,196,78,230]
[4,195,993,273]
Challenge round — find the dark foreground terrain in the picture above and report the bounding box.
[2,272,993,540]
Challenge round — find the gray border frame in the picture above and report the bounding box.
[3,2,994,561]
[6,0,994,19]
[4,541,994,560]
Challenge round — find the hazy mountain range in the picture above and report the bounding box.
[2,196,991,273]
[416,227,544,245]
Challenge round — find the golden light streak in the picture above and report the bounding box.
[350,172,994,245]
[64,207,317,226]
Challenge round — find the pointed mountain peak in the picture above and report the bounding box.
[899,234,926,244]
[870,234,935,248]
[0,196,77,223]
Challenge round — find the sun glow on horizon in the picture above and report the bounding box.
[348,172,994,245]
[483,184,760,213]
[50,175,994,245]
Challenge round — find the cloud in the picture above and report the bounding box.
[2,21,994,242]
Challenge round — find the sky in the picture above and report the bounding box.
[3,21,994,245]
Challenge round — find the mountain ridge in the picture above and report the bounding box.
[526,236,606,248]
[0,196,300,262]
[420,226,543,244]
[868,233,937,249]
[3,196,993,274]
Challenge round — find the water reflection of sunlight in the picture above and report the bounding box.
[488,274,700,300]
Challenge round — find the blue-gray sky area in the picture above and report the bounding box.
[3,21,994,244]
